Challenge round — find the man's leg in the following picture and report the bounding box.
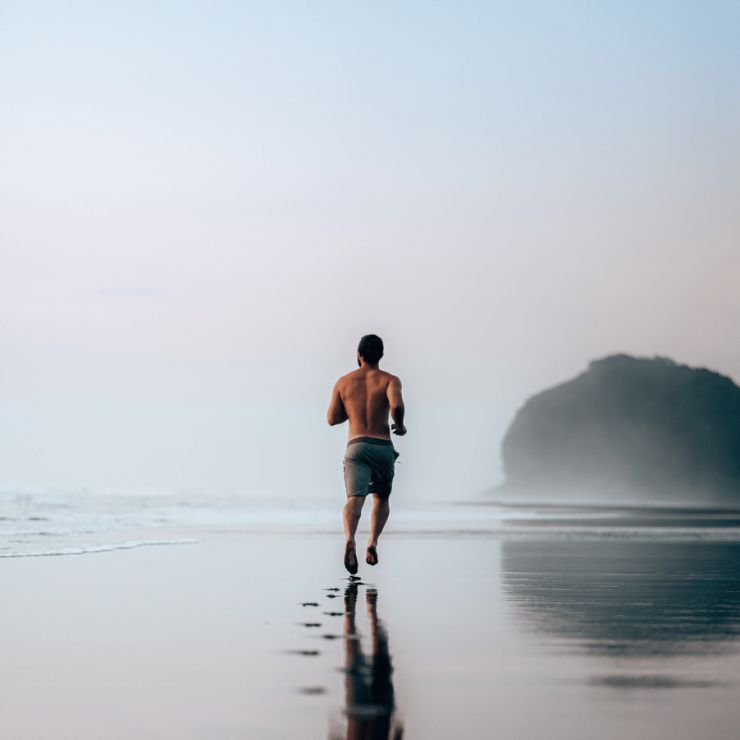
[343,496,365,574]
[344,496,365,543]
[344,496,365,546]
[368,495,390,549]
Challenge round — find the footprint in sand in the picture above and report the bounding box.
[325,587,341,592]
[324,611,343,617]
[297,686,327,695]
[285,649,321,657]
[298,622,322,628]
[301,602,319,607]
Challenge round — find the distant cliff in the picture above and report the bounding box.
[501,355,740,502]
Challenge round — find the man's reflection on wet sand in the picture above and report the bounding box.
[331,583,403,740]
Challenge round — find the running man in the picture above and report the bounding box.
[326,334,406,574]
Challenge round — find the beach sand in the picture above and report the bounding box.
[2,515,740,739]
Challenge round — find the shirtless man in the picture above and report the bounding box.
[327,334,406,574]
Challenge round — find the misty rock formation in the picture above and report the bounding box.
[501,355,740,501]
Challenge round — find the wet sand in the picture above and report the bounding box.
[2,524,740,738]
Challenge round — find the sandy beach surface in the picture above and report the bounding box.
[2,498,740,739]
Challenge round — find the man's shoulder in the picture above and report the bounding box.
[373,369,401,389]
[338,368,401,385]
[337,369,361,386]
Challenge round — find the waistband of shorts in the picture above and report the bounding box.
[347,436,393,447]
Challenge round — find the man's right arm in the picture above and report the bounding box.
[327,379,348,426]
[387,376,406,436]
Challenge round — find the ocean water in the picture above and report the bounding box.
[3,490,740,558]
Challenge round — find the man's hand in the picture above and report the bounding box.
[391,423,407,436]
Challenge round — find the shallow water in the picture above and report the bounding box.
[1,494,740,738]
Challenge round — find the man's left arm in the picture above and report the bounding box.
[326,380,348,426]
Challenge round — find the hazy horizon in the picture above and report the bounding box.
[2,1,739,501]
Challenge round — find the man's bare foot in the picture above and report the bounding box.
[366,545,378,566]
[344,542,358,574]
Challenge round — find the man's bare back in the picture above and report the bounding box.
[326,334,406,575]
[327,367,406,440]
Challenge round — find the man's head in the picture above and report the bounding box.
[357,334,384,366]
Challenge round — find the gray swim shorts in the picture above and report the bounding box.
[343,437,400,499]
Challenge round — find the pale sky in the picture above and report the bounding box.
[1,1,739,502]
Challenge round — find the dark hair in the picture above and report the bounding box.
[358,334,384,364]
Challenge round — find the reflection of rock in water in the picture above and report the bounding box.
[330,584,403,740]
[502,541,740,656]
